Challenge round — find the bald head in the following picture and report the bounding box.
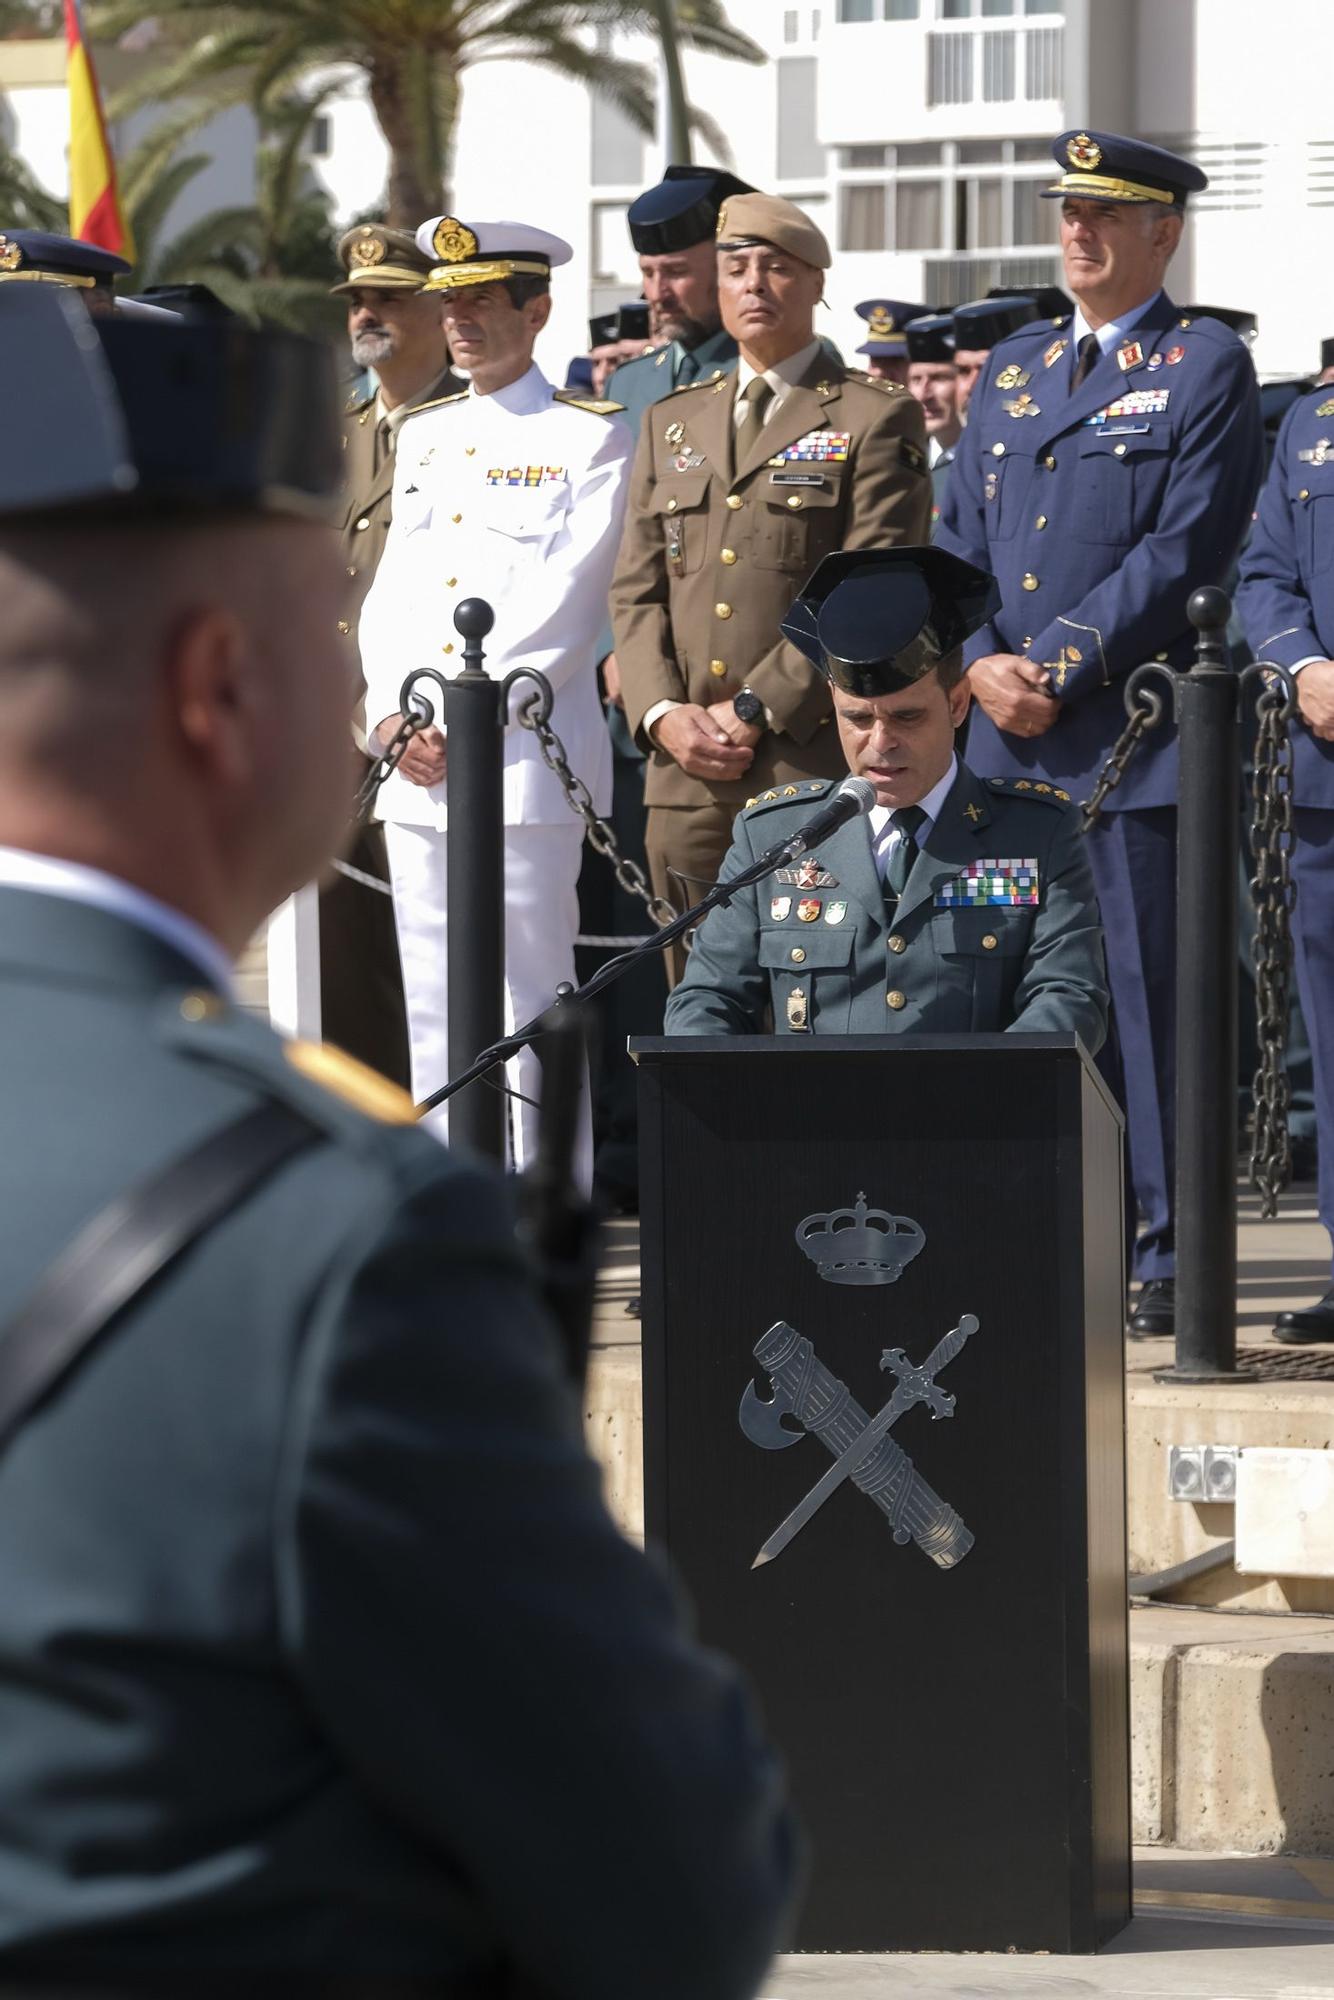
[0,516,355,952]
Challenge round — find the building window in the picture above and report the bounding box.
[591,204,634,281]
[776,56,827,177]
[591,66,644,184]
[784,8,800,38]
[981,0,1014,12]
[898,179,943,248]
[811,8,822,36]
[927,32,974,103]
[840,181,888,250]
[1025,0,1062,11]
[886,0,921,15]
[842,144,890,168]
[981,29,1015,98]
[941,0,971,15]
[1024,24,1062,96]
[837,0,875,17]
[1012,178,1060,243]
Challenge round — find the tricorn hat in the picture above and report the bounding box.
[628,165,755,255]
[781,547,1000,699]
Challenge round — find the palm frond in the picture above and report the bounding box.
[0,149,65,231]
[125,151,214,275]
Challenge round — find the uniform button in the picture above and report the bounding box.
[442,642,454,654]
[1043,454,1057,471]
[887,934,906,955]
[1113,442,1127,457]
[1021,636,1033,649]
[786,495,804,509]
[1300,488,1310,502]
[991,442,1005,458]
[354,516,370,531]
[1035,514,1047,529]
[666,497,678,512]
[726,494,743,510]
[180,992,223,1023]
[346,565,358,578]
[337,619,350,635]
[715,602,733,619]
[720,548,738,564]
[1155,651,1168,662]
[447,577,457,588]
[982,934,998,951]
[451,512,463,524]
[886,990,907,1011]
[710,659,728,676]
[1022,572,1039,591]
[790,947,806,964]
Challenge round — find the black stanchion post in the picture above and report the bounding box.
[445,596,505,1163]
[1165,585,1240,1379]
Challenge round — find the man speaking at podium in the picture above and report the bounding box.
[665,548,1108,1048]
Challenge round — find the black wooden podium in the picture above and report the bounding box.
[632,1034,1129,1955]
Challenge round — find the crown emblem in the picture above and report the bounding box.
[432,216,478,264]
[1067,132,1102,172]
[715,200,729,239]
[868,306,894,335]
[795,1192,926,1288]
[0,237,22,272]
[349,229,387,268]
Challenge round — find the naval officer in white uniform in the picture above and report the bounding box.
[359,216,634,1171]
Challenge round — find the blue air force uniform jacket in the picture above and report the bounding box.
[937,295,1264,808]
[664,763,1107,1051]
[0,889,799,1993]
[1235,385,1334,806]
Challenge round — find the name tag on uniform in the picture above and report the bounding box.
[1092,423,1151,437]
[770,470,826,487]
[779,430,850,463]
[936,859,1040,908]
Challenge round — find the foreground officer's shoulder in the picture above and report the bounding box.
[398,389,469,432]
[741,778,833,817]
[986,775,1076,811]
[552,389,625,417]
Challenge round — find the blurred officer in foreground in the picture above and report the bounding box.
[611,192,932,983]
[903,312,960,529]
[852,298,929,385]
[938,130,1264,1334]
[323,222,465,1088]
[666,547,1107,1047]
[0,288,799,1994]
[0,227,128,310]
[1237,381,1334,1340]
[951,293,1040,420]
[360,217,635,1175]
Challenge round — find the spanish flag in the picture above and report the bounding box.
[65,0,133,261]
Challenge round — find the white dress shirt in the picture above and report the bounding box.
[0,846,233,991]
[867,755,958,882]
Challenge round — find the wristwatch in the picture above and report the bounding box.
[732,687,764,726]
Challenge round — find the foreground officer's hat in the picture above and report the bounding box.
[1322,337,1334,373]
[989,282,1071,321]
[416,215,572,293]
[1178,304,1257,341]
[1043,130,1208,208]
[854,298,930,360]
[331,222,437,296]
[715,192,831,270]
[0,287,342,523]
[781,547,1000,699]
[903,313,955,365]
[0,229,129,294]
[589,310,619,349]
[952,294,1038,351]
[628,165,755,255]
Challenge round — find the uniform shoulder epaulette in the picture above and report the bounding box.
[670,376,716,396]
[343,388,374,417]
[843,366,908,395]
[399,390,469,428]
[553,390,624,416]
[1173,312,1242,348]
[166,996,419,1136]
[743,778,832,813]
[985,775,1073,806]
[993,318,1062,354]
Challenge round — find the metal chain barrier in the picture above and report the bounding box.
[514,692,676,928]
[1081,685,1165,831]
[1248,682,1297,1217]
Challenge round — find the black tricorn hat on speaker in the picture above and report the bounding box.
[0,287,342,522]
[781,546,1000,699]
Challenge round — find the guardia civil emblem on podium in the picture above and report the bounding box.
[739,1192,980,1571]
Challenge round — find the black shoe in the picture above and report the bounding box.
[1273,1289,1334,1343]
[1128,1278,1175,1337]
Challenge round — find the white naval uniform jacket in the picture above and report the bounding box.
[359,362,633,829]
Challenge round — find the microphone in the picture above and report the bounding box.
[771,774,877,863]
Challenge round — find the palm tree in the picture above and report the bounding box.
[89,0,764,227]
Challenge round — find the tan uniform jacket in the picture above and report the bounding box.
[340,366,465,638]
[609,352,932,809]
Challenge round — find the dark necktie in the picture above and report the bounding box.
[676,346,699,386]
[372,416,392,475]
[734,375,770,462]
[1070,332,1100,393]
[883,805,927,905]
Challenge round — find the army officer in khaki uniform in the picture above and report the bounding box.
[321,223,465,1086]
[610,192,933,983]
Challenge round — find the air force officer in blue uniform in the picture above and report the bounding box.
[937,129,1264,1333]
[1237,391,1334,1341]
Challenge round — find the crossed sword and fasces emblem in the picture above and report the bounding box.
[739,1312,979,1570]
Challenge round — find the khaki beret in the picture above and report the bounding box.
[330,224,435,296]
[715,192,831,272]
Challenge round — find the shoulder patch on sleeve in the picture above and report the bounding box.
[553,390,625,416]
[900,436,927,476]
[986,776,1073,807]
[285,1041,418,1123]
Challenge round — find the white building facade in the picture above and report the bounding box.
[1,0,1330,380]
